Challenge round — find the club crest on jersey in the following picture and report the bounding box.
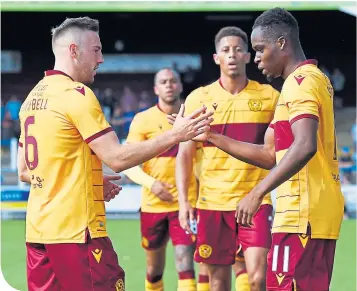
[212,103,218,110]
[198,244,212,258]
[248,99,262,112]
[115,278,125,291]
[294,74,306,85]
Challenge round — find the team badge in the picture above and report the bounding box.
[248,99,262,112]
[212,103,218,110]
[198,244,212,258]
[142,236,149,248]
[115,278,125,291]
[294,74,306,85]
[91,248,102,263]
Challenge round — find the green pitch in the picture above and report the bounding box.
[1,219,356,291]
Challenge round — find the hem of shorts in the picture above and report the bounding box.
[142,244,167,251]
[195,257,235,266]
[267,287,292,291]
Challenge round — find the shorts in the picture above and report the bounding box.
[141,211,196,250]
[266,230,336,291]
[26,235,125,291]
[194,204,273,265]
[236,204,273,261]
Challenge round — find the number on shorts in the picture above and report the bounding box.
[271,245,290,273]
[24,116,39,170]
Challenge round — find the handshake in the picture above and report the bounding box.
[168,104,213,142]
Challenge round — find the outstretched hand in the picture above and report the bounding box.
[170,104,214,142]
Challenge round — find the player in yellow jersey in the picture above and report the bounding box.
[191,8,344,291]
[124,68,198,291]
[17,17,213,291]
[175,27,279,291]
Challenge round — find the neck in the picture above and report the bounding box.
[219,73,248,95]
[158,98,181,114]
[53,60,77,81]
[282,48,306,79]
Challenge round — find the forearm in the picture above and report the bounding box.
[19,170,31,183]
[253,141,316,198]
[208,132,275,170]
[113,130,179,172]
[123,165,156,189]
[176,144,195,204]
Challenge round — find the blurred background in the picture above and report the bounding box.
[1,1,356,291]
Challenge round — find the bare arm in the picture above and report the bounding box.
[17,146,31,183]
[250,118,318,198]
[236,118,318,226]
[89,105,213,173]
[176,140,197,205]
[207,127,276,170]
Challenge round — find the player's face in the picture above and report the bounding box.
[76,31,104,85]
[154,69,182,104]
[251,27,284,80]
[213,36,250,78]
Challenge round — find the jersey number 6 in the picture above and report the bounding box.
[24,116,39,170]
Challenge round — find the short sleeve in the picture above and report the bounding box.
[184,88,203,117]
[283,74,320,125]
[126,113,147,142]
[66,86,112,143]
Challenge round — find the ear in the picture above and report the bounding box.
[153,85,159,96]
[213,53,220,66]
[277,36,286,50]
[244,52,251,64]
[69,43,78,59]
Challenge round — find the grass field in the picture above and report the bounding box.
[1,219,356,291]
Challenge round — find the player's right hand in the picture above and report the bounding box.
[172,104,214,142]
[151,180,174,202]
[179,201,195,234]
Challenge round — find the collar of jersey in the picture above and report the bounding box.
[296,59,318,69]
[45,70,74,81]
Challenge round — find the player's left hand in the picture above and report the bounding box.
[103,175,122,202]
[235,192,262,227]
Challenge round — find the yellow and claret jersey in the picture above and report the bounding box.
[185,79,279,211]
[270,59,344,239]
[19,70,112,243]
[126,105,198,213]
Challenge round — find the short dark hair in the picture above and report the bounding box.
[253,8,299,44]
[51,17,99,45]
[214,26,248,51]
[154,67,181,85]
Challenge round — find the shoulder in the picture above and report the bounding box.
[186,80,219,103]
[284,65,327,92]
[132,106,157,122]
[248,80,279,96]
